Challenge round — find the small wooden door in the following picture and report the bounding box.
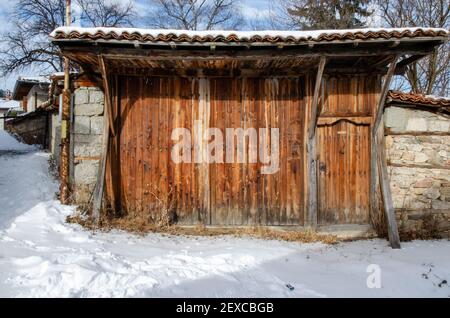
[317,120,370,225]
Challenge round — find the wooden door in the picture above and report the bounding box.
[208,77,306,226]
[114,76,306,226]
[317,121,370,225]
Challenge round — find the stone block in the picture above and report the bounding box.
[415,152,429,163]
[432,200,450,209]
[406,118,427,132]
[74,160,99,185]
[74,88,89,105]
[385,107,408,131]
[401,152,415,162]
[414,178,434,188]
[428,120,449,132]
[74,134,102,144]
[74,143,101,157]
[424,188,441,200]
[73,116,90,134]
[89,90,104,104]
[73,184,95,204]
[90,116,104,135]
[74,103,104,116]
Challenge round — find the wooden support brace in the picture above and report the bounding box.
[370,55,401,249]
[99,56,116,137]
[307,56,326,228]
[92,55,115,221]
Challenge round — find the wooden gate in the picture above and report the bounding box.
[115,76,306,226]
[317,120,371,225]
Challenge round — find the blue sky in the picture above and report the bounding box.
[0,0,273,90]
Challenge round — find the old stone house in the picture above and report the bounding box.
[0,99,20,130]
[12,77,50,113]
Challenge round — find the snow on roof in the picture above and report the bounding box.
[18,76,51,84]
[50,71,79,79]
[0,99,20,109]
[50,27,449,44]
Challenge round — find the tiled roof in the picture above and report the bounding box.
[50,27,449,44]
[387,91,450,108]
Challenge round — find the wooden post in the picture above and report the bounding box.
[60,0,71,204]
[92,55,115,221]
[370,55,401,249]
[307,56,326,228]
[377,124,401,248]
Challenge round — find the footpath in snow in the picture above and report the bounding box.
[0,130,449,297]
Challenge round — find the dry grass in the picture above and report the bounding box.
[67,211,338,244]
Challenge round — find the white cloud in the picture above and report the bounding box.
[240,1,271,20]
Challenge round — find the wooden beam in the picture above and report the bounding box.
[98,56,116,137]
[385,128,450,136]
[370,55,401,249]
[394,54,428,75]
[59,44,437,63]
[377,126,401,248]
[307,56,326,228]
[396,54,427,68]
[92,55,115,221]
[388,161,450,170]
[372,56,399,135]
[92,96,110,221]
[308,57,327,138]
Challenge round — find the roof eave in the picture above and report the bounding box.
[50,35,448,48]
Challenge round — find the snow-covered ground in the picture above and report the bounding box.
[0,130,449,298]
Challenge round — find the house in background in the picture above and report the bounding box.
[0,99,21,130]
[5,73,70,167]
[12,77,50,113]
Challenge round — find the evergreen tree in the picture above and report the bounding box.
[284,0,372,30]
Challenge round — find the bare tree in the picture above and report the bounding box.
[146,0,243,30]
[0,0,135,76]
[77,0,136,27]
[378,0,450,96]
[275,0,372,30]
[0,0,68,75]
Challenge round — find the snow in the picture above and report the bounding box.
[0,130,36,152]
[51,71,79,78]
[0,131,449,297]
[17,76,50,84]
[424,94,450,101]
[0,99,20,110]
[50,26,449,41]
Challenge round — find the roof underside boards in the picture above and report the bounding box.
[50,27,449,74]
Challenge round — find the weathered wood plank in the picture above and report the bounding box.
[307,56,326,228]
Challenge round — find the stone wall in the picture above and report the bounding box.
[385,106,450,239]
[71,87,104,204]
[49,113,61,167]
[5,111,48,145]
